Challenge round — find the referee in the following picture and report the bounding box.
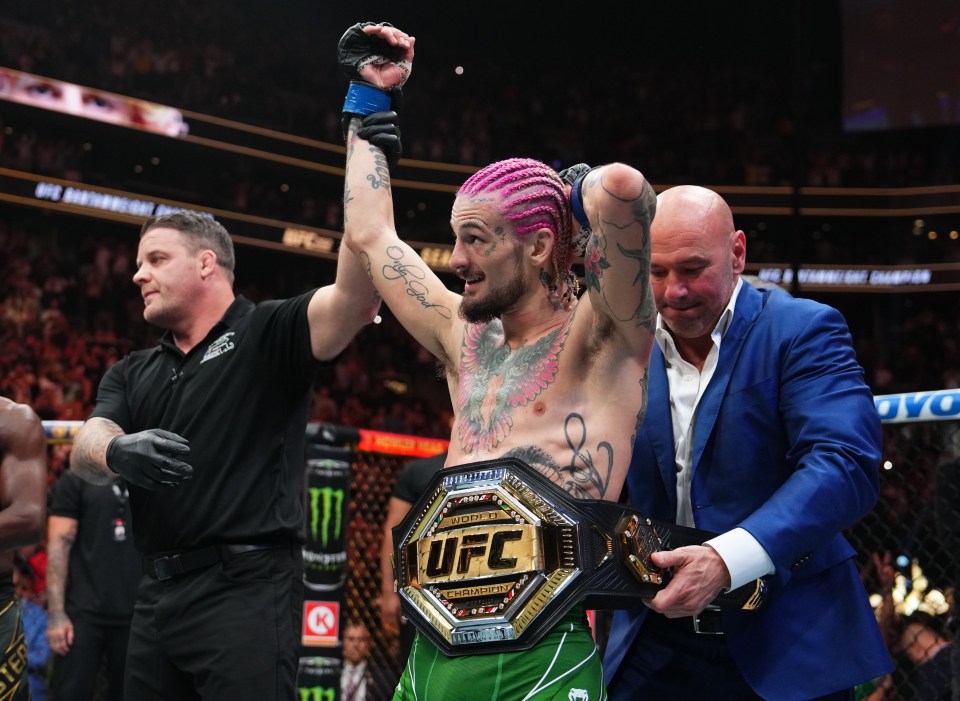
[69,211,379,700]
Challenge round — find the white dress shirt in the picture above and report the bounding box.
[655,277,775,589]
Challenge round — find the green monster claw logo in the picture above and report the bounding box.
[298,686,335,701]
[308,487,345,547]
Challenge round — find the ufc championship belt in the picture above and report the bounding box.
[392,457,768,656]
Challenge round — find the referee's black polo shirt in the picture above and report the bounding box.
[90,291,320,556]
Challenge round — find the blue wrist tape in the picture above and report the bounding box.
[342,81,391,116]
[570,175,590,229]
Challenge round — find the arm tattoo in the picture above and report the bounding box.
[359,251,374,281]
[617,241,656,332]
[631,373,649,446]
[343,183,353,224]
[366,144,392,193]
[584,178,656,331]
[381,245,452,318]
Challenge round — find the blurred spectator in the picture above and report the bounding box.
[309,386,339,424]
[896,612,954,701]
[341,621,395,701]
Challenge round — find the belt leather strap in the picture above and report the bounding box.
[392,458,767,656]
[143,543,278,580]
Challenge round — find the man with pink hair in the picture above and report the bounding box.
[339,23,656,700]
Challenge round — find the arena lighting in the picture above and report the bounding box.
[866,559,951,618]
[4,169,464,270]
[10,169,960,287]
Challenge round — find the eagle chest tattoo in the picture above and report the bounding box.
[456,318,571,453]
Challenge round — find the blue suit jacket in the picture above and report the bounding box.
[603,282,893,701]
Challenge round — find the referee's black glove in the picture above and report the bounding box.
[106,429,193,489]
[355,110,402,168]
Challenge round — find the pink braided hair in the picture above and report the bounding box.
[457,158,577,307]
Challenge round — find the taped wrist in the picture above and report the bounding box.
[342,82,403,142]
[570,174,590,230]
[343,80,392,117]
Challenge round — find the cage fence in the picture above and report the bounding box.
[339,417,960,701]
[41,401,960,701]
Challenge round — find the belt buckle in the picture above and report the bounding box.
[151,555,183,581]
[692,605,723,635]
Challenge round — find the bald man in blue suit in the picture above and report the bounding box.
[603,185,893,701]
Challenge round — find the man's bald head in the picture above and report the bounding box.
[648,185,746,352]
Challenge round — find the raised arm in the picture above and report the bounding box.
[570,163,657,352]
[306,242,382,361]
[338,23,461,361]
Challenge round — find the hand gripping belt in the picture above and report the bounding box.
[392,457,768,656]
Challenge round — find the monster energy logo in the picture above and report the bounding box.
[298,686,335,701]
[308,487,345,548]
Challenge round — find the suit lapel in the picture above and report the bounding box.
[690,282,764,469]
[642,345,679,517]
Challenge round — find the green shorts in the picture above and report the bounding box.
[392,607,606,701]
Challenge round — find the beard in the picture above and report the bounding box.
[458,263,527,324]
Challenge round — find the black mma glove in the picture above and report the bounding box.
[558,163,594,256]
[337,22,407,81]
[337,21,409,168]
[355,111,402,168]
[106,429,193,489]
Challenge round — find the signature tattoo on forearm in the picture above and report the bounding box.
[381,246,452,318]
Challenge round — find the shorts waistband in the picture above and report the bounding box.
[143,544,291,580]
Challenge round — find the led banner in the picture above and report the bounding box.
[751,265,960,292]
[0,66,188,137]
[874,389,960,423]
[356,429,450,458]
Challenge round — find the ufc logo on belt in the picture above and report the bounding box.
[417,524,540,583]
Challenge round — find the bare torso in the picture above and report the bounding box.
[443,304,647,501]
